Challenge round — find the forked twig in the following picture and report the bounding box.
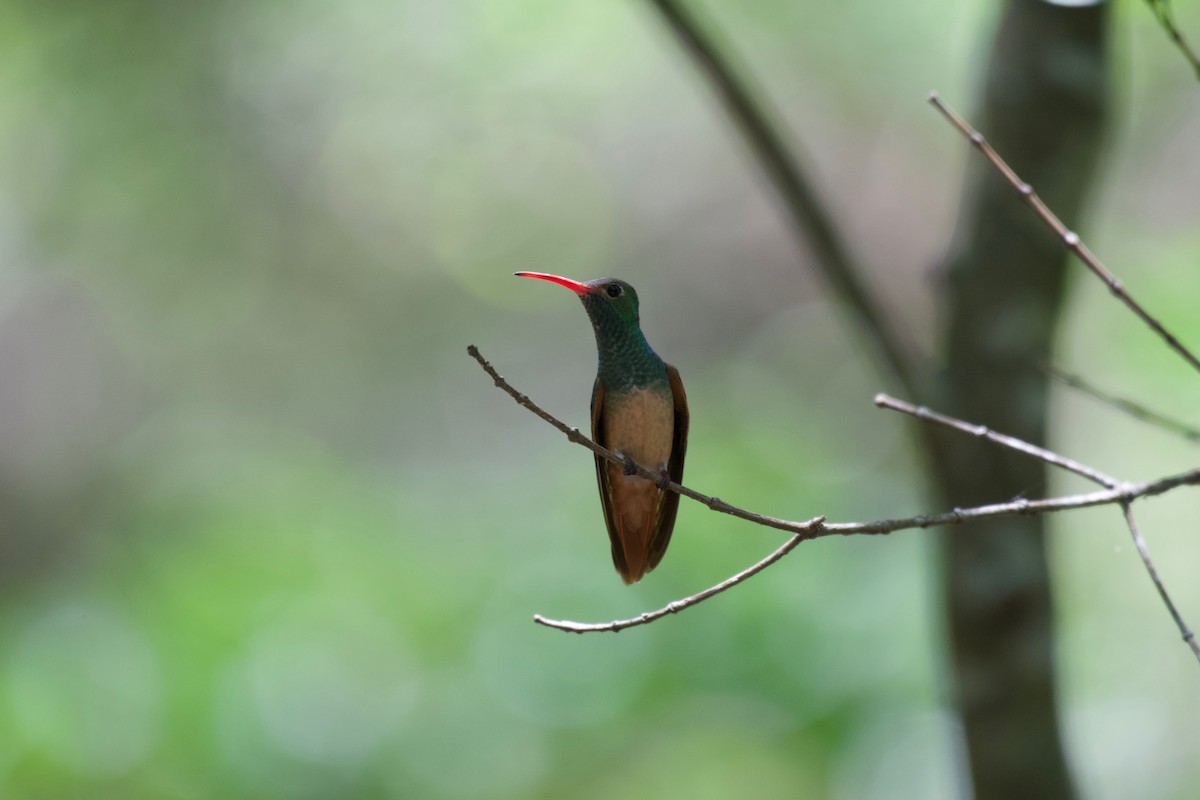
[471,345,1200,638]
[928,93,1200,378]
[925,94,1200,665]
[470,344,1198,536]
[881,390,1198,666]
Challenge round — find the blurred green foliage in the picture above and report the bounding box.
[0,0,1198,797]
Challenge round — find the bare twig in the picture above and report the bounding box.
[470,345,1200,535]
[472,346,1200,637]
[534,526,819,633]
[883,389,1199,666]
[820,470,1200,535]
[1144,0,1200,81]
[925,94,1200,667]
[644,0,921,398]
[1122,503,1200,663]
[530,469,1200,634]
[875,393,1119,488]
[1049,365,1200,443]
[469,345,1198,535]
[928,93,1200,378]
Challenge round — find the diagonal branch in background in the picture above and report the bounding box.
[471,345,1200,636]
[644,0,921,399]
[1144,0,1200,81]
[881,392,1200,666]
[1049,365,1200,443]
[929,92,1200,377]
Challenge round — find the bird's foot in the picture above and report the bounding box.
[656,468,671,490]
[621,454,638,476]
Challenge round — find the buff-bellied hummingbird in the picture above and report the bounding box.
[515,272,689,584]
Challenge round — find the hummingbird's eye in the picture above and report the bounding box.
[606,283,623,298]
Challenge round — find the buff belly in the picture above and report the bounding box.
[602,387,675,570]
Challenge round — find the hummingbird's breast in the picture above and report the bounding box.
[602,385,676,576]
[602,386,675,468]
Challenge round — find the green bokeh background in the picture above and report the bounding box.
[1,1,1198,797]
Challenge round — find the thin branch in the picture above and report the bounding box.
[875,393,1119,488]
[470,345,1200,538]
[928,92,1200,378]
[1122,503,1200,663]
[822,468,1200,535]
[472,346,1200,637]
[1049,365,1200,443]
[534,525,819,633]
[1144,0,1200,81]
[921,96,1200,667]
[644,0,921,398]
[884,388,1199,666]
[531,469,1200,634]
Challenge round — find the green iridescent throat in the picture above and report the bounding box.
[581,295,668,393]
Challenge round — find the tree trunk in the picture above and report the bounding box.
[934,2,1109,797]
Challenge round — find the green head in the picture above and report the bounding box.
[515,272,641,328]
[515,272,665,390]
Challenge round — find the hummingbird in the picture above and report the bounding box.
[515,272,689,584]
